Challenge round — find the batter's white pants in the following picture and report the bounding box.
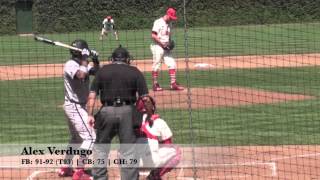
[63,101,96,150]
[150,44,177,71]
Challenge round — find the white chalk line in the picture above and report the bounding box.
[26,169,58,180]
[176,162,277,179]
[176,168,251,180]
[2,152,319,179]
[270,152,320,161]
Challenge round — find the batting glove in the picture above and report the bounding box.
[90,50,99,57]
[81,48,90,59]
[90,50,100,65]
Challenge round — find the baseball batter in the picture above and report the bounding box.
[150,7,184,91]
[100,16,119,41]
[136,96,181,179]
[58,39,99,180]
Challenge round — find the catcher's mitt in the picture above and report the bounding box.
[164,40,175,51]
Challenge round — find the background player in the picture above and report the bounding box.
[136,96,181,180]
[100,16,119,41]
[150,7,184,91]
[58,39,99,180]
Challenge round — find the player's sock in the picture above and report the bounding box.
[152,71,159,84]
[169,69,176,84]
[159,147,182,176]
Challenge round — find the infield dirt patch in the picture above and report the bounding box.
[1,53,320,80]
[149,87,313,109]
[91,87,313,109]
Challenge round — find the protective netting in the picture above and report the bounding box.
[1,0,320,179]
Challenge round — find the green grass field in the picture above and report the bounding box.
[1,23,320,65]
[1,67,320,144]
[1,22,320,145]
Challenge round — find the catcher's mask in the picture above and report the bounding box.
[147,96,156,114]
[136,95,156,114]
[70,39,89,59]
[111,45,131,64]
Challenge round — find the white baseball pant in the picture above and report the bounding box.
[150,44,177,71]
[101,28,117,37]
[137,138,178,168]
[63,101,96,150]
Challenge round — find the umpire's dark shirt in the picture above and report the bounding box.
[90,62,148,105]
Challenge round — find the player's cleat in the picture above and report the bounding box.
[170,82,184,90]
[57,167,74,177]
[153,83,163,91]
[146,169,162,180]
[72,169,93,180]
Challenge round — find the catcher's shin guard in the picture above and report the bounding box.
[159,146,182,176]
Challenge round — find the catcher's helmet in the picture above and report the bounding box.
[147,96,156,113]
[111,45,131,64]
[70,39,89,58]
[136,95,156,114]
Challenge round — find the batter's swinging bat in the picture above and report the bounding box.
[34,35,87,53]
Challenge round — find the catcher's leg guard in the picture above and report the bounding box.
[159,146,182,176]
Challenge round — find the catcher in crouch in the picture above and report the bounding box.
[135,96,181,180]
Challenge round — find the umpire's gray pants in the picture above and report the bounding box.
[92,105,139,180]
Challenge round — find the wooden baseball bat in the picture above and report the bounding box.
[34,35,85,52]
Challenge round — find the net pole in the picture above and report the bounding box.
[183,0,197,179]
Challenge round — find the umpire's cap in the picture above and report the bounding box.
[111,45,131,64]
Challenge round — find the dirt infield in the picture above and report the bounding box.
[148,87,313,109]
[1,145,320,179]
[85,87,313,110]
[1,53,320,80]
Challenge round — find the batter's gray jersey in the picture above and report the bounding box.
[64,59,91,104]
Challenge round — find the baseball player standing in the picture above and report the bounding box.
[99,16,119,41]
[58,39,100,180]
[150,7,184,91]
[136,96,181,180]
[87,46,149,180]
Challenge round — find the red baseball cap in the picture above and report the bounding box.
[106,16,112,19]
[166,8,177,20]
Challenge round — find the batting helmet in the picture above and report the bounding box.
[70,39,89,58]
[111,45,131,64]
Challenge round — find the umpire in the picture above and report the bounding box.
[87,45,149,180]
